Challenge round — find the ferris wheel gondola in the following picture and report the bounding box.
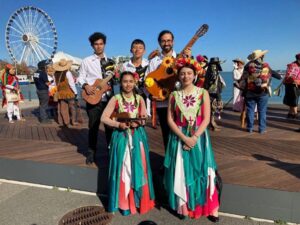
[5,6,58,66]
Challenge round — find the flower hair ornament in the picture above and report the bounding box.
[118,70,140,84]
[175,57,203,75]
[132,72,140,84]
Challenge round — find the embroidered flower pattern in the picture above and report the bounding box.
[183,94,196,108]
[124,101,135,112]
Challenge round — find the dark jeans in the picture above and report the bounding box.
[245,94,269,133]
[157,107,170,150]
[36,89,49,121]
[86,101,112,153]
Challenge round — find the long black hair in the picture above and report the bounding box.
[119,71,138,107]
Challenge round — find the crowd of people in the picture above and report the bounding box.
[72,31,221,221]
[231,51,300,133]
[1,30,299,222]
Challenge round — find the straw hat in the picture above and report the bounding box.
[53,59,73,71]
[247,49,268,61]
[232,58,245,65]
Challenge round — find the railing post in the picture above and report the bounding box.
[28,84,32,102]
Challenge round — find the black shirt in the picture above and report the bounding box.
[34,71,49,91]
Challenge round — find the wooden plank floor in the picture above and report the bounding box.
[0,105,299,192]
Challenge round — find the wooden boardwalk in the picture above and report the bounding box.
[0,104,299,192]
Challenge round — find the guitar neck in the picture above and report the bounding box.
[96,74,113,89]
[179,35,199,57]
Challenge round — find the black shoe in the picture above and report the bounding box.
[178,214,187,220]
[207,215,219,223]
[295,128,300,133]
[85,152,95,165]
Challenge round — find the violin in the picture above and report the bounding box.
[111,112,147,127]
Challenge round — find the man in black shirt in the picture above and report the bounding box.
[34,59,52,123]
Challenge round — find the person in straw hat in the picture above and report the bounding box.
[239,49,272,133]
[232,58,245,112]
[53,58,78,128]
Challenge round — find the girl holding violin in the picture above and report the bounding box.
[101,71,155,215]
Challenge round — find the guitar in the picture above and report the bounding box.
[145,24,209,101]
[81,71,114,105]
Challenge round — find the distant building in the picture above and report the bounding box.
[112,55,130,64]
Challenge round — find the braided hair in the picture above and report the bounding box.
[119,71,138,107]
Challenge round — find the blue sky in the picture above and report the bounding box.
[0,0,299,71]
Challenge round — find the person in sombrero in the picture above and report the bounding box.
[52,59,78,127]
[239,50,272,133]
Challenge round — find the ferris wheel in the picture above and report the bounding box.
[5,6,58,66]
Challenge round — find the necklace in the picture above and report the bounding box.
[181,85,195,97]
[123,92,133,99]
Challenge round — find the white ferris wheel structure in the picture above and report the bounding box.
[5,6,58,66]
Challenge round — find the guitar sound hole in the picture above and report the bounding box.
[162,90,168,97]
[166,67,173,75]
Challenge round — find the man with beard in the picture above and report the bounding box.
[146,30,191,149]
[78,32,115,164]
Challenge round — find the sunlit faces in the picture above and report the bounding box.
[179,67,195,87]
[131,43,145,59]
[121,74,135,93]
[159,33,173,53]
[9,67,16,75]
[92,39,105,55]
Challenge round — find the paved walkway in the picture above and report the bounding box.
[0,181,277,225]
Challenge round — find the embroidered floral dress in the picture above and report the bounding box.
[164,87,219,218]
[102,94,155,216]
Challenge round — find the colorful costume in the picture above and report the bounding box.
[241,52,271,133]
[164,87,219,218]
[102,94,155,215]
[204,57,225,131]
[54,70,77,126]
[1,65,24,122]
[283,62,300,108]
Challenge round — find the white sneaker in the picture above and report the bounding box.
[9,120,14,124]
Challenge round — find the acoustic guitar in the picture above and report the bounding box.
[81,71,114,105]
[145,24,209,101]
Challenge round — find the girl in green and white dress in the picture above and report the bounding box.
[164,58,220,222]
[101,71,155,216]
